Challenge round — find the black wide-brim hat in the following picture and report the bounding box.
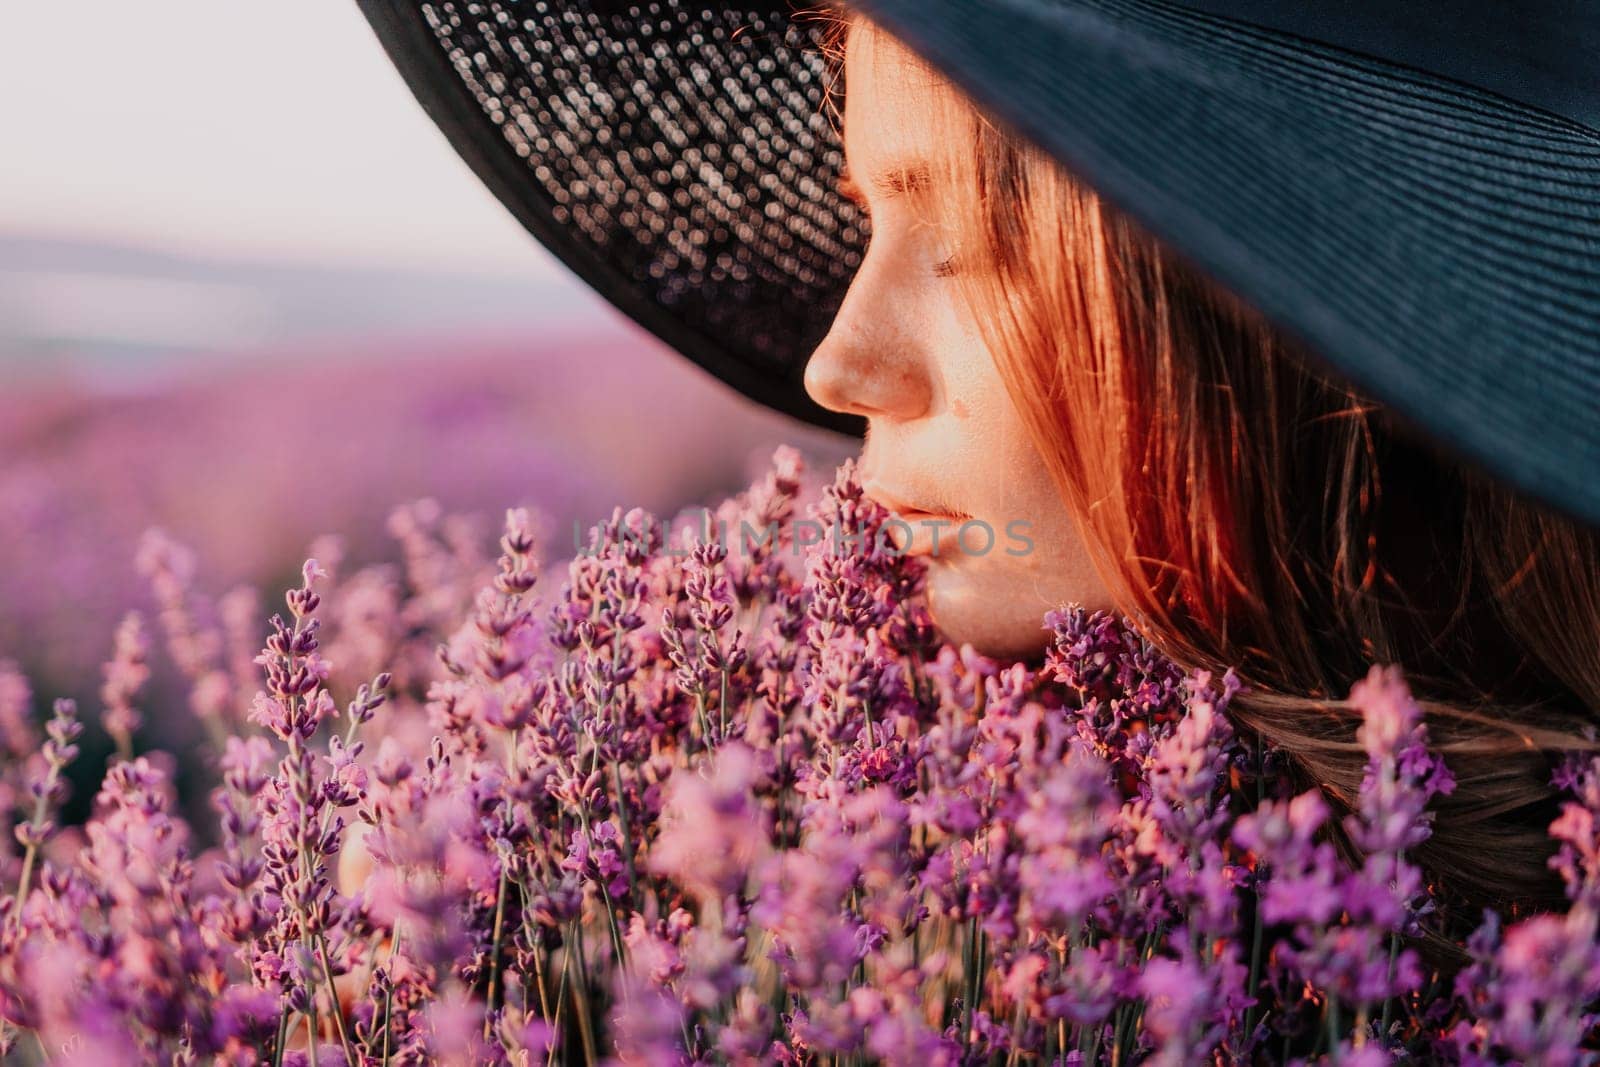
[357,0,1600,528]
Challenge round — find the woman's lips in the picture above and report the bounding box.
[862,481,973,557]
[882,509,972,557]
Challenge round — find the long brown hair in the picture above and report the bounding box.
[822,10,1600,922]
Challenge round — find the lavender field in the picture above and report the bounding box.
[0,239,849,706]
[0,452,1595,1064]
[5,0,1598,1055]
[0,238,1596,1067]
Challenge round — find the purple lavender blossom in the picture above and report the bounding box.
[0,451,1588,1066]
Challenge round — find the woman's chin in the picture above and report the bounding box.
[921,557,1054,663]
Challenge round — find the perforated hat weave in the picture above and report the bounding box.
[361,0,865,436]
[357,0,1600,529]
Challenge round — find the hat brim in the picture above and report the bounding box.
[357,0,1600,528]
[357,1,867,437]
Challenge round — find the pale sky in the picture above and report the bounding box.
[0,0,567,279]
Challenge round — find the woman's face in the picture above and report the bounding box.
[803,21,1115,661]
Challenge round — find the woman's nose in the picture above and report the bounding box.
[803,273,936,421]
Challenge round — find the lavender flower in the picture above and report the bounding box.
[99,610,150,761]
[0,449,1589,1066]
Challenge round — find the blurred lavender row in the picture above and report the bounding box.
[0,233,850,706]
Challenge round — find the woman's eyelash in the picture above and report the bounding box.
[932,256,957,277]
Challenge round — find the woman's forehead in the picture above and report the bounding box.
[842,24,961,173]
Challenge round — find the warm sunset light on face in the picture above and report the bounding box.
[803,21,1114,661]
[6,0,1597,1058]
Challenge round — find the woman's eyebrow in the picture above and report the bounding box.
[837,160,933,208]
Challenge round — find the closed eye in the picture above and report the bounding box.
[838,171,869,215]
